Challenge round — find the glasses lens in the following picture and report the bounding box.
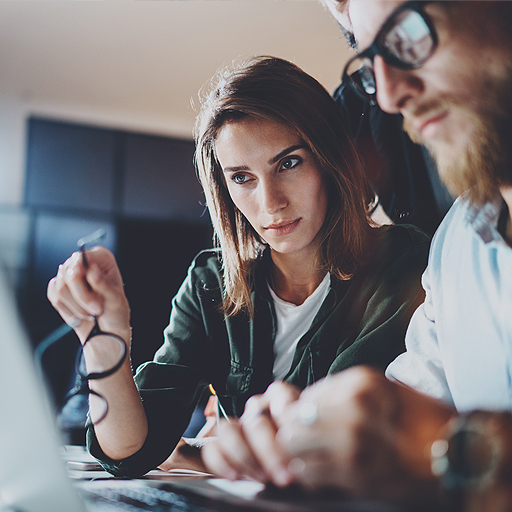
[78,334,126,378]
[382,9,434,66]
[345,56,376,99]
[58,391,108,429]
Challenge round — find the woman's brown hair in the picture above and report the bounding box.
[195,56,375,316]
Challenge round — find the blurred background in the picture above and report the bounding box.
[0,0,351,431]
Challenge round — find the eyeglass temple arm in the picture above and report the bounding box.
[78,228,107,270]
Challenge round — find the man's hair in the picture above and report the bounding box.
[195,56,375,316]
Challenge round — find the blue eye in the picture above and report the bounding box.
[281,156,301,170]
[232,174,249,184]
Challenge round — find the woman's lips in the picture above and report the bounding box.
[264,218,301,236]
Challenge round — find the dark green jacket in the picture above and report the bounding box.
[89,223,430,477]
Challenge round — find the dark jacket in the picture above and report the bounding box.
[89,223,430,477]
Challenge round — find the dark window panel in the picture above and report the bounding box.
[25,118,116,213]
[116,218,212,370]
[123,133,209,223]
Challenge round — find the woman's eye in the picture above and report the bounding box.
[281,156,301,170]
[232,174,249,184]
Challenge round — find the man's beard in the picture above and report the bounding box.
[403,75,512,206]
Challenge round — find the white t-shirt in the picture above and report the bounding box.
[269,272,331,380]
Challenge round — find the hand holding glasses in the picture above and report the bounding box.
[37,229,127,430]
[342,1,438,106]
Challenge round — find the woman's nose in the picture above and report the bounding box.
[259,180,287,214]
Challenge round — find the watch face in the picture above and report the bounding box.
[431,423,499,489]
[447,429,495,480]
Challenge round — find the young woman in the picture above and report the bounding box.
[47,56,429,477]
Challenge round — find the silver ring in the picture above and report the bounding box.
[298,401,318,426]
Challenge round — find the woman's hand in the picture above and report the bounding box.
[158,438,212,473]
[201,381,301,486]
[47,246,131,345]
[48,246,147,461]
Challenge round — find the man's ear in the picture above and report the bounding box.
[322,0,355,50]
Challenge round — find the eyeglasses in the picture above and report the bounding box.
[36,229,127,430]
[342,1,438,106]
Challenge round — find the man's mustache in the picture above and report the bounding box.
[402,98,453,144]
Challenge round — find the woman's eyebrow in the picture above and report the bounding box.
[222,165,249,174]
[222,144,307,173]
[269,144,307,165]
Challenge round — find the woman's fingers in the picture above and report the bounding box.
[47,246,131,341]
[47,264,96,340]
[58,252,102,315]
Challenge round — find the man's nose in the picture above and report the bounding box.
[373,55,424,114]
[260,179,287,214]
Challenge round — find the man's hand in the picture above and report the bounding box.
[201,381,301,485]
[275,366,454,506]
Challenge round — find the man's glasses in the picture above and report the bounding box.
[36,229,127,430]
[342,1,438,106]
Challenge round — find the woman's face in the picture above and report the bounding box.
[215,117,328,259]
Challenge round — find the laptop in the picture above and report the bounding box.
[0,259,393,512]
[0,259,86,512]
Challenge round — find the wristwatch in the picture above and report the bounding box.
[430,411,505,512]
[431,412,501,491]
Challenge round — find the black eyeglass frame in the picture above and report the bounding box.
[63,230,128,426]
[76,229,128,381]
[77,318,127,380]
[59,315,127,429]
[63,316,127,427]
[342,0,438,105]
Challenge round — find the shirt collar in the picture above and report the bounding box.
[465,194,507,244]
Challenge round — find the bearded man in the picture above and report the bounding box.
[201,2,512,510]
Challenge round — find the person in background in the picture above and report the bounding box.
[325,0,453,236]
[202,2,512,510]
[333,82,453,236]
[47,56,429,478]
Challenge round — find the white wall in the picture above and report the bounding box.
[0,0,349,207]
[0,97,30,282]
[0,0,350,276]
[0,97,27,206]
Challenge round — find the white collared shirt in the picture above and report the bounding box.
[386,195,512,412]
